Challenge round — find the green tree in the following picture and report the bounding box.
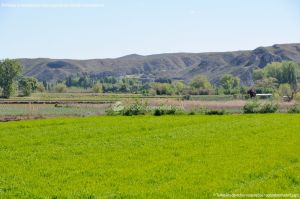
[36,82,46,93]
[279,83,293,101]
[150,83,174,95]
[264,62,283,82]
[121,77,140,93]
[219,74,240,94]
[19,77,38,96]
[253,69,265,81]
[78,76,92,89]
[173,81,186,95]
[281,62,298,94]
[264,61,298,85]
[259,61,299,99]
[93,82,103,93]
[255,77,278,93]
[190,75,212,89]
[55,83,67,93]
[0,59,22,98]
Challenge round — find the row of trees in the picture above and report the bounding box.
[1,59,299,99]
[64,74,145,93]
[149,74,241,96]
[58,73,242,96]
[0,59,41,98]
[253,61,299,100]
[149,61,299,98]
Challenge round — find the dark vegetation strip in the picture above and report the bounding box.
[0,100,113,104]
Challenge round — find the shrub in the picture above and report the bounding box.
[188,111,196,115]
[165,106,177,115]
[243,101,261,113]
[106,101,124,116]
[122,102,147,116]
[243,101,278,114]
[18,77,38,96]
[288,105,300,113]
[205,109,225,115]
[188,108,207,115]
[153,106,178,116]
[92,83,103,93]
[36,83,46,92]
[154,109,164,116]
[259,103,278,113]
[106,101,148,116]
[55,84,67,93]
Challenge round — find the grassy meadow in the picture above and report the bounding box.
[0,115,299,198]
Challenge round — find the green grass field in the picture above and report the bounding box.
[0,115,299,198]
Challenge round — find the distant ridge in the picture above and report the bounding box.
[18,43,300,85]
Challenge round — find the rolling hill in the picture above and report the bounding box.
[18,43,300,85]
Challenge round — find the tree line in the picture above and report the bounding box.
[0,59,299,99]
[253,61,299,100]
[0,59,42,98]
[50,73,242,96]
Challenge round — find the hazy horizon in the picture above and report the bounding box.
[1,0,300,59]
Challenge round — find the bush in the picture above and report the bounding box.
[188,108,207,115]
[188,111,196,115]
[154,109,164,116]
[92,83,103,93]
[55,84,67,93]
[36,83,46,92]
[122,102,147,116]
[106,102,124,116]
[288,105,300,113]
[243,101,278,114]
[165,106,177,115]
[243,101,261,113]
[106,101,148,116]
[205,109,225,115]
[153,106,178,116]
[259,103,278,113]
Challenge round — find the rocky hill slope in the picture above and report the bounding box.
[18,43,300,85]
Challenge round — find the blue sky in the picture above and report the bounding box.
[0,0,299,59]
